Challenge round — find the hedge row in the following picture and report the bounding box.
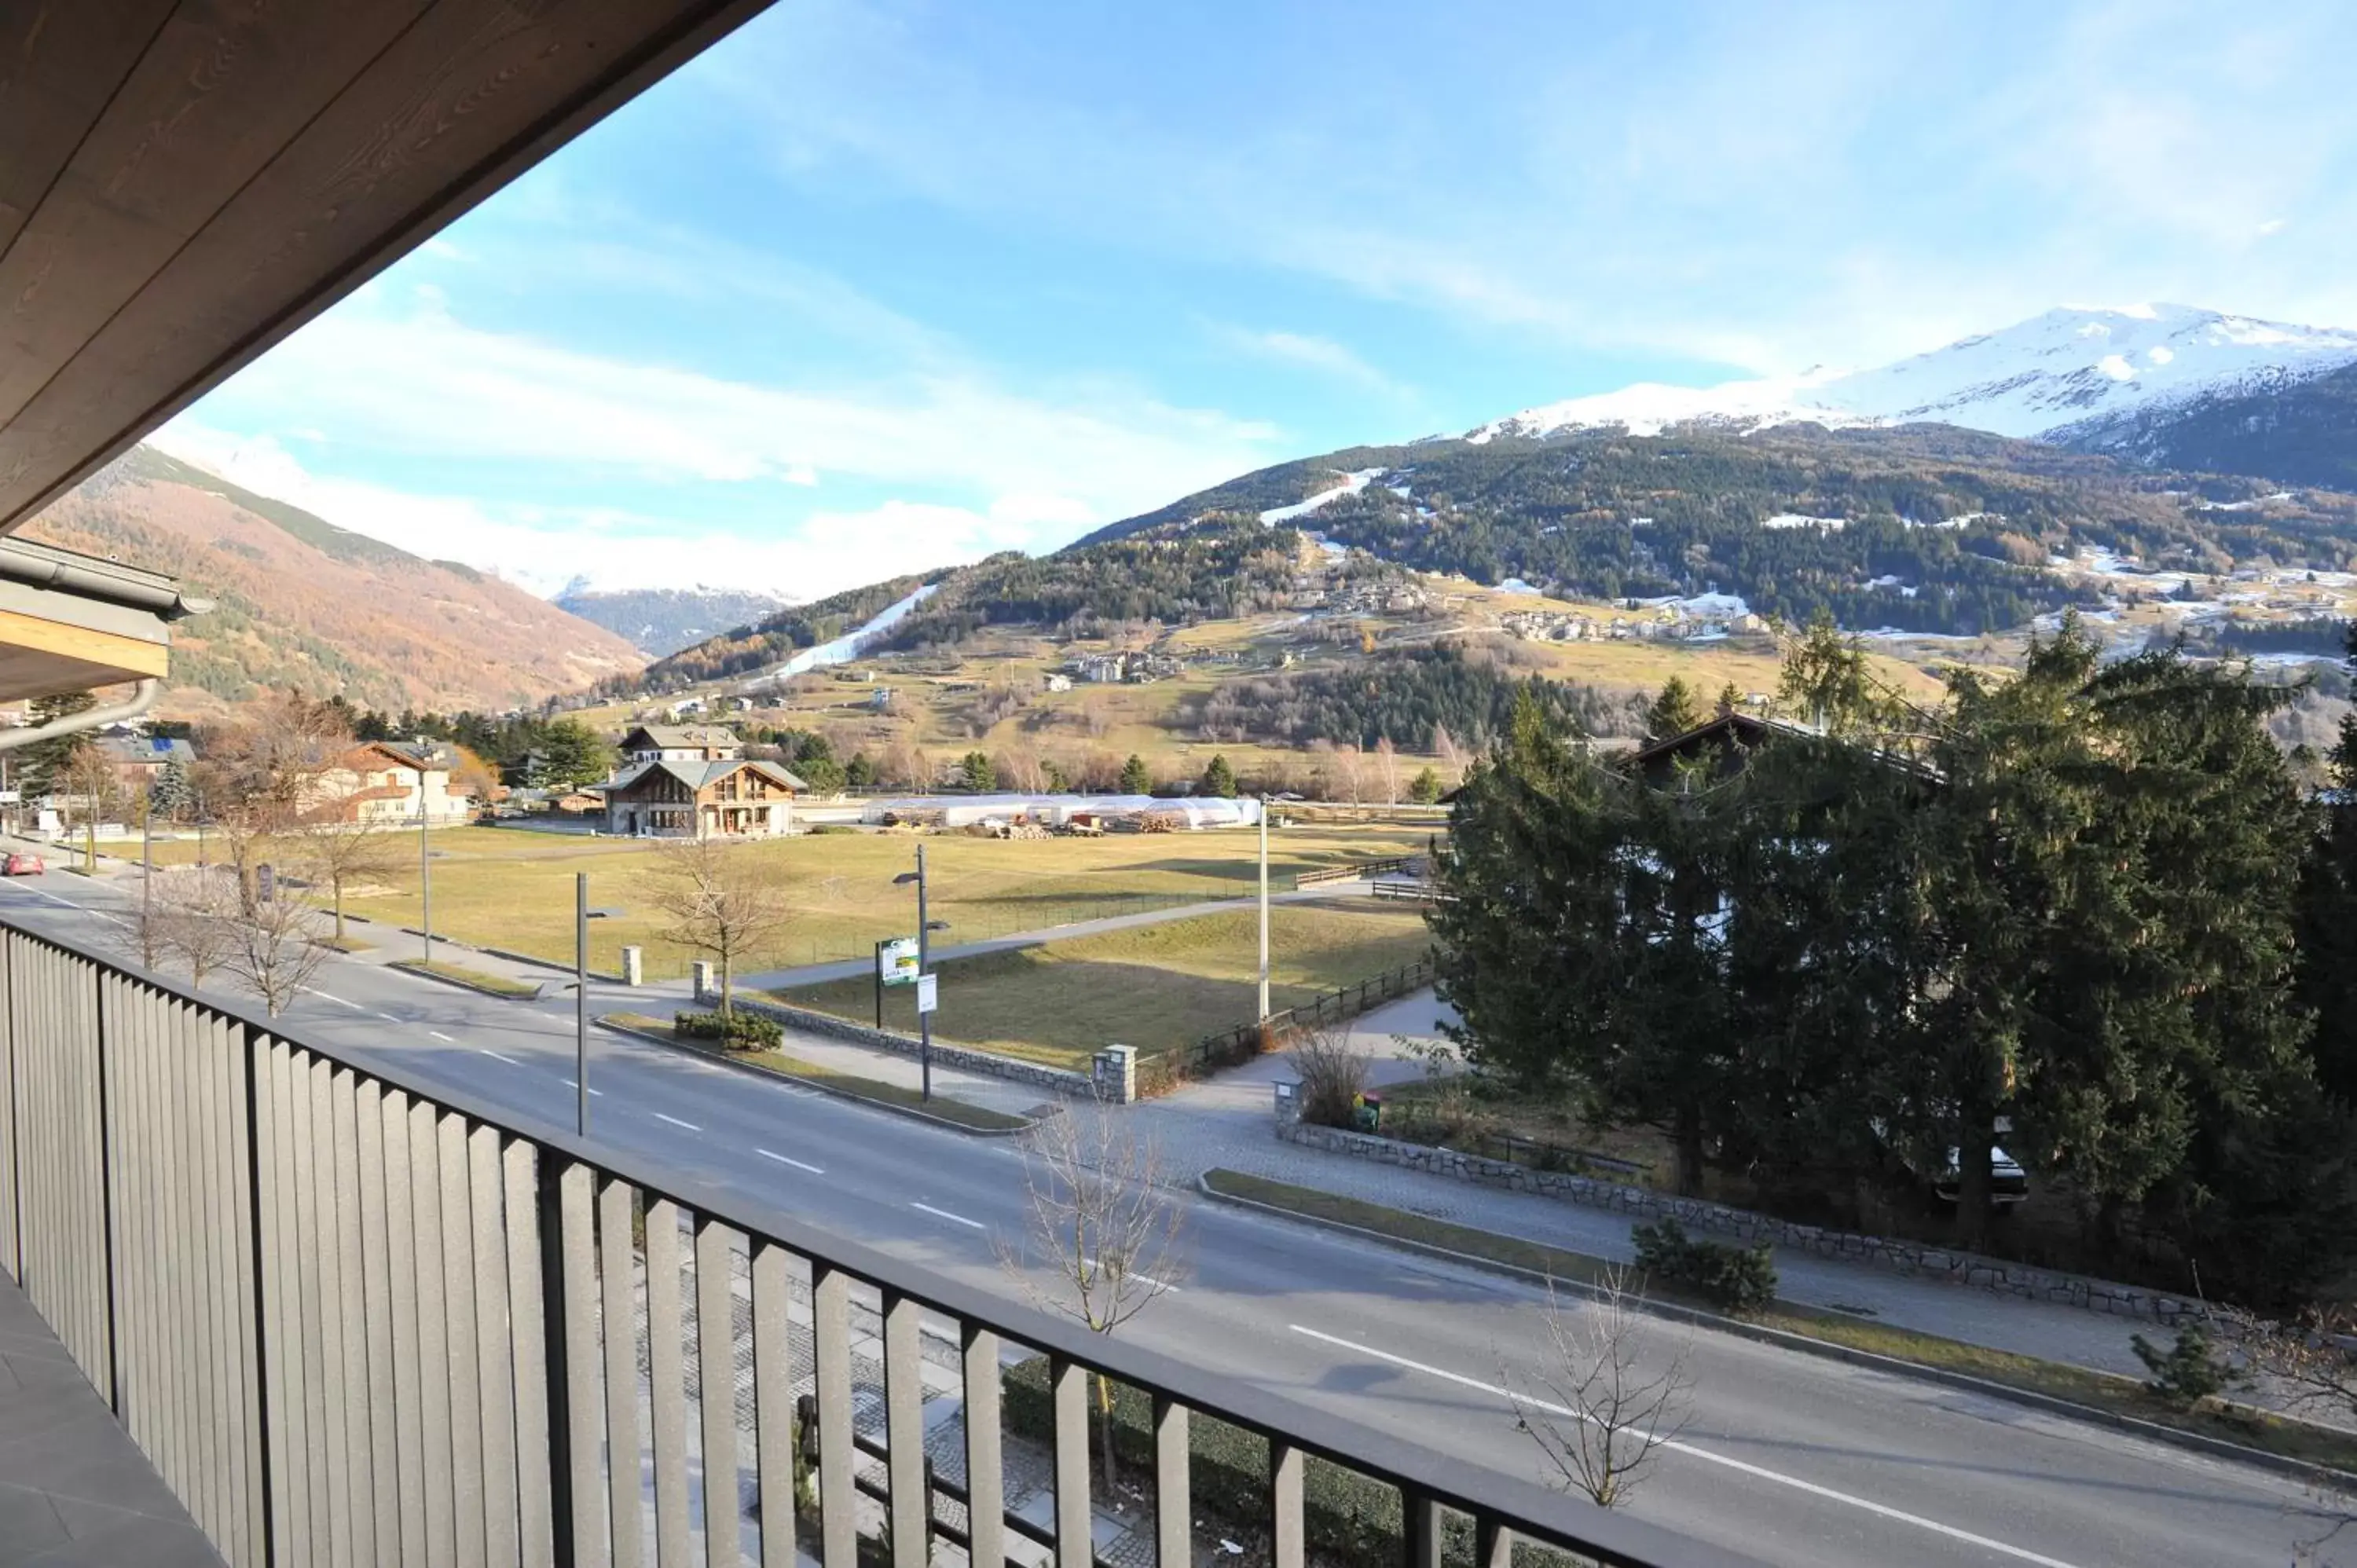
[673,1009,784,1050]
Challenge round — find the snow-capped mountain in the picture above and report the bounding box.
[1468,304,2357,445]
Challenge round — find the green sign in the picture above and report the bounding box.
[878,937,920,986]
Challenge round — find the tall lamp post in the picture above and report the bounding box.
[893,844,951,1101]
[416,758,433,965]
[563,875,624,1137]
[1257,793,1271,1023]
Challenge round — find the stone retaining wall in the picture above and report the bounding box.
[1275,1120,2205,1325]
[724,992,1092,1097]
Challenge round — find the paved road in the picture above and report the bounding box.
[2,871,2341,1568]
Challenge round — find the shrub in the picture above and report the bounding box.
[804,823,858,835]
[673,1009,783,1050]
[1290,1027,1368,1129]
[2130,1319,2240,1409]
[1630,1218,1777,1313]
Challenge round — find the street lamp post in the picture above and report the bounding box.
[576,871,588,1136]
[141,790,155,969]
[416,761,432,965]
[1257,793,1270,1023]
[893,844,951,1101]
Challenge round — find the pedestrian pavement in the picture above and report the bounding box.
[1122,988,2180,1385]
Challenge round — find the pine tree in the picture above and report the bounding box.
[1408,766,1443,804]
[1119,754,1151,793]
[960,751,997,792]
[1644,676,1705,742]
[1200,754,1237,797]
[148,757,196,821]
[1776,612,1882,735]
[17,691,97,797]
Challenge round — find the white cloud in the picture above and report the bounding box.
[698,0,2357,376]
[197,291,1276,507]
[1208,324,1408,396]
[145,423,1037,600]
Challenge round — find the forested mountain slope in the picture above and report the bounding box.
[22,447,643,717]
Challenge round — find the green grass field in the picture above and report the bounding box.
[772,902,1434,1070]
[140,821,1435,982]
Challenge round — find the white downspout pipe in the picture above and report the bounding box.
[0,680,160,753]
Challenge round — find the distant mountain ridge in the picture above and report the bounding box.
[24,446,643,716]
[2048,360,2357,493]
[1466,304,2357,449]
[553,584,794,656]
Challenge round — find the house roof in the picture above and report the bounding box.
[350,739,449,773]
[1625,711,1793,770]
[607,757,808,796]
[622,725,742,750]
[96,735,194,765]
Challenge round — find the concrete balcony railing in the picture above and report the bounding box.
[0,914,1753,1568]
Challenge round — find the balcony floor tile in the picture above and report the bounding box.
[0,1275,221,1567]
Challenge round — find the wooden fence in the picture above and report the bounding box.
[1146,958,1438,1094]
[1294,855,1416,889]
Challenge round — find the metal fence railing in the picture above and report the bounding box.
[1168,958,1440,1090]
[0,915,1749,1568]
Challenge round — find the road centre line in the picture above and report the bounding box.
[563,1079,605,1097]
[1286,1324,2083,1568]
[303,988,364,1010]
[429,1031,455,1043]
[655,1112,702,1132]
[377,1011,403,1023]
[911,1202,986,1230]
[757,1149,824,1174]
[480,1049,522,1066]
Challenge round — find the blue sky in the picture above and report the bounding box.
[156,0,2357,600]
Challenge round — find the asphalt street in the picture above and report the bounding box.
[2,870,2341,1568]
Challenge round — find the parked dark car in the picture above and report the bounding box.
[1872,1116,2031,1210]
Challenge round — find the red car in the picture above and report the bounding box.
[2,853,44,877]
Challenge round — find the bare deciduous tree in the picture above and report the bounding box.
[994,743,1047,793]
[997,1099,1187,1478]
[290,805,405,947]
[1290,1025,1369,1128]
[1432,724,1464,775]
[2245,1311,2357,1556]
[1375,735,1400,804]
[141,866,240,985]
[221,872,331,1016]
[642,837,790,1018]
[1504,1271,1692,1509]
[58,742,123,875]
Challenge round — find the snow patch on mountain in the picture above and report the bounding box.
[1259,468,1383,523]
[1468,305,2357,445]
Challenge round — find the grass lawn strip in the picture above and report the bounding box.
[771,901,1431,1072]
[601,1013,1029,1133]
[1200,1169,2357,1482]
[390,958,541,998]
[137,820,1439,983]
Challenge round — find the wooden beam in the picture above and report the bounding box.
[0,1,179,259]
[0,0,438,426]
[0,604,170,676]
[0,0,775,532]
